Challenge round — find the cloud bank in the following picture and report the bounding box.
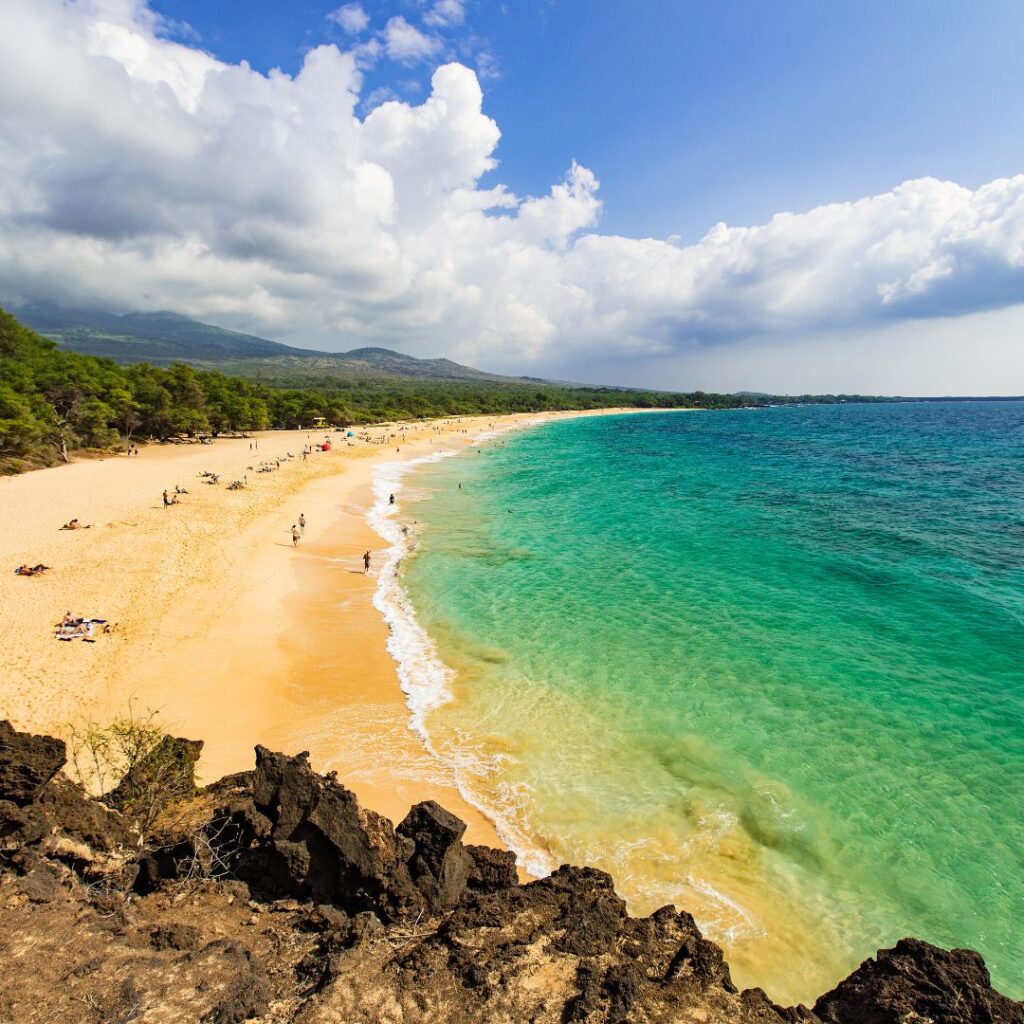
[1,0,1023,386]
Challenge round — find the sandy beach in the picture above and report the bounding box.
[0,409,632,847]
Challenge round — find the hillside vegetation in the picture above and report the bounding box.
[16,301,552,383]
[0,305,735,472]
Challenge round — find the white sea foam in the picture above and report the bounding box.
[366,419,560,878]
[686,875,764,943]
[367,447,461,739]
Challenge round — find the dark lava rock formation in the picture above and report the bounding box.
[814,939,1024,1024]
[0,720,1020,1024]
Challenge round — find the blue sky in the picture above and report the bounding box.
[150,0,1024,240]
[2,0,1023,393]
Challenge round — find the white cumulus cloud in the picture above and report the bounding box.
[0,0,1023,389]
[383,15,441,64]
[328,3,370,35]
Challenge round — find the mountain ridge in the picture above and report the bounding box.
[13,301,551,385]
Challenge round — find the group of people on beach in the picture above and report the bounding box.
[11,516,107,639]
[288,511,372,574]
[21,422,470,653]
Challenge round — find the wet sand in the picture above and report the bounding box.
[0,410,633,844]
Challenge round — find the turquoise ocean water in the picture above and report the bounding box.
[395,403,1024,1003]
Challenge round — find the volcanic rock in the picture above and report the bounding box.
[0,720,65,805]
[397,800,473,910]
[235,745,422,919]
[814,937,1024,1024]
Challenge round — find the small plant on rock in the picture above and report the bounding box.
[66,708,202,847]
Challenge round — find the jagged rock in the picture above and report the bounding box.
[236,746,422,920]
[331,863,811,1023]
[398,800,473,910]
[133,834,205,893]
[107,734,203,814]
[297,902,351,933]
[0,798,39,845]
[2,727,1021,1024]
[37,775,131,850]
[0,721,65,806]
[562,959,602,1023]
[1,777,130,859]
[814,937,1024,1024]
[465,843,518,892]
[665,930,736,991]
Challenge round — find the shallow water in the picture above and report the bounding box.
[395,404,1024,1004]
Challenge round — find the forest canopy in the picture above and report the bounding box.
[0,305,749,472]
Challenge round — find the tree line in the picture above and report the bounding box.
[0,303,893,473]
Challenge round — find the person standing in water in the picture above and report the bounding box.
[363,550,372,573]
[299,513,306,534]
[389,493,395,505]
[291,525,300,547]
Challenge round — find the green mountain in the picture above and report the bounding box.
[13,302,548,385]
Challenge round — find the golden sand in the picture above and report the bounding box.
[0,410,631,845]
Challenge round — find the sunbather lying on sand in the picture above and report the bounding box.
[61,518,91,530]
[15,564,50,576]
[55,615,92,640]
[54,612,108,641]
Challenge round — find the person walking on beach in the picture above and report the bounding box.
[299,513,306,534]
[363,550,372,573]
[389,493,395,505]
[291,525,301,547]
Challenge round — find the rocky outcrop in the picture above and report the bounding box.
[397,800,474,910]
[227,745,424,918]
[357,865,803,1024]
[0,720,65,805]
[0,723,131,886]
[814,938,1024,1024]
[465,841,518,891]
[0,720,1021,1024]
[107,734,203,813]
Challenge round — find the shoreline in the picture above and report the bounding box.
[364,417,561,867]
[0,407,650,850]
